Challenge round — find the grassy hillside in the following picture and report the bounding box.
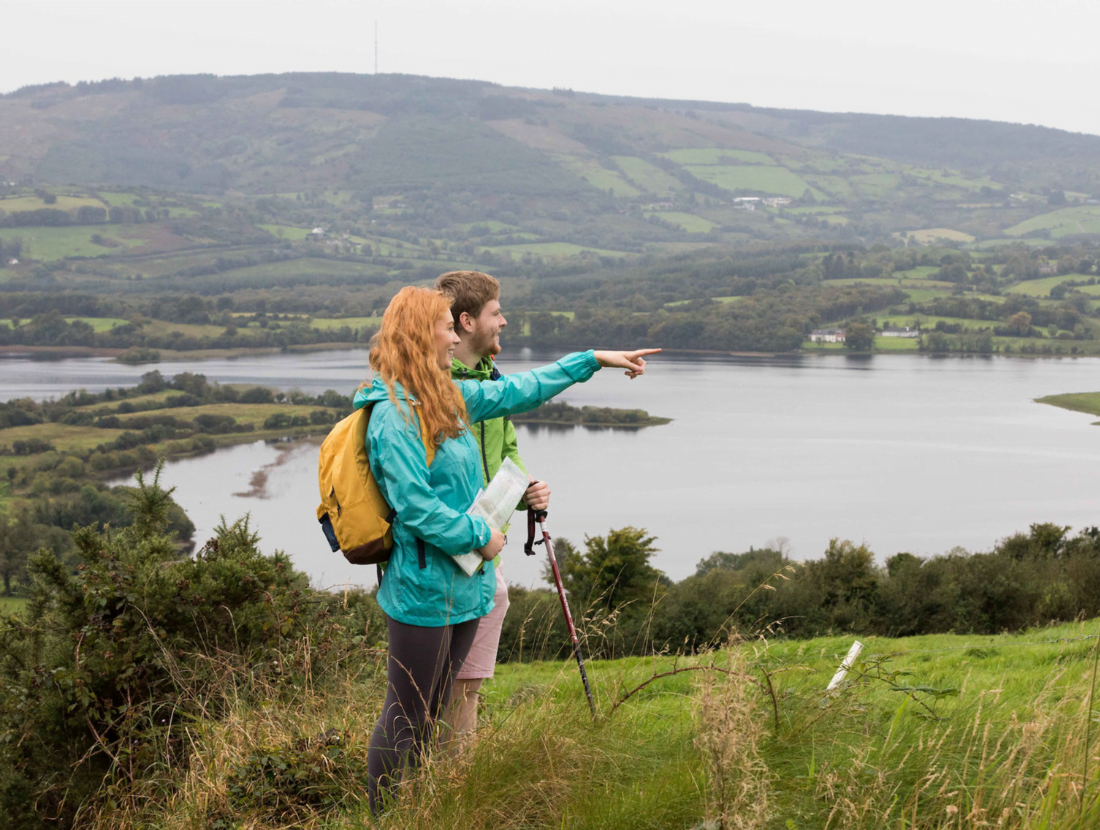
[65,619,1100,829]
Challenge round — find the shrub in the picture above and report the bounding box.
[0,464,374,827]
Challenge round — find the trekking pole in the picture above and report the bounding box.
[525,505,598,718]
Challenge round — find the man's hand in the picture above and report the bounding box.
[478,528,505,561]
[523,478,550,512]
[592,348,661,379]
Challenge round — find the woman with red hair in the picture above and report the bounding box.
[357,286,656,810]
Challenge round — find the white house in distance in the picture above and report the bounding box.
[307,227,326,239]
[881,326,920,338]
[809,328,846,343]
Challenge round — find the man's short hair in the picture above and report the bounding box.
[435,271,500,322]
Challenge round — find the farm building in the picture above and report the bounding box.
[810,328,846,343]
[881,327,920,338]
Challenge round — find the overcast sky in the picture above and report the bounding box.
[7,0,1100,136]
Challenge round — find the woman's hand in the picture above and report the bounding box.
[592,348,661,379]
[478,528,506,560]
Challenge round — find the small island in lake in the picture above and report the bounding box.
[510,401,671,428]
[1036,391,1100,424]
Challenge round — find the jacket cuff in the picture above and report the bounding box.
[473,517,492,550]
[559,350,600,381]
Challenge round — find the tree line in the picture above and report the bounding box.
[500,522,1100,661]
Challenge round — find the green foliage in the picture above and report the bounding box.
[514,524,1100,659]
[0,464,383,828]
[221,730,368,823]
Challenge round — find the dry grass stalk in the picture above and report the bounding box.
[694,638,770,830]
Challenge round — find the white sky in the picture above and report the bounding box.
[6,0,1100,136]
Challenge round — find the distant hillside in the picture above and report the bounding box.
[2,71,1100,267]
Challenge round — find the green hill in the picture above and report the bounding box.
[2,72,1099,252]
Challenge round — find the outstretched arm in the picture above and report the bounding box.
[461,349,661,424]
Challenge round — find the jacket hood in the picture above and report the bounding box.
[352,376,410,410]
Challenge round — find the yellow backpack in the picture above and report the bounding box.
[316,402,434,565]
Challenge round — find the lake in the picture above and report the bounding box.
[4,349,1099,590]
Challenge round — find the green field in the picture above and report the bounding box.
[0,423,126,453]
[62,316,131,332]
[878,314,994,331]
[559,157,642,197]
[455,220,524,234]
[1005,206,1100,238]
[309,316,383,331]
[0,597,27,615]
[891,266,941,279]
[901,228,976,243]
[1007,273,1100,297]
[0,194,105,212]
[612,156,684,193]
[1036,391,1100,420]
[825,277,956,294]
[686,164,815,198]
[489,242,628,259]
[258,224,314,240]
[12,225,146,260]
[205,257,381,285]
[660,148,777,165]
[644,211,719,233]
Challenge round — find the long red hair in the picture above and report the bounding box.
[369,286,467,445]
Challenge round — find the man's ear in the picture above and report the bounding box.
[458,311,476,334]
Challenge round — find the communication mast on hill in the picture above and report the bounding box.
[374,21,378,74]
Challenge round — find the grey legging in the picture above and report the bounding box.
[367,613,479,812]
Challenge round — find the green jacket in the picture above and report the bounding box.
[450,356,527,487]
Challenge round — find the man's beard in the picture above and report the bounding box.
[476,327,501,357]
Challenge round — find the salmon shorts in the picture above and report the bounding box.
[456,565,510,680]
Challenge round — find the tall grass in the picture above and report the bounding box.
[84,594,1100,830]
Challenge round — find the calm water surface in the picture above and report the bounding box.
[4,350,1098,590]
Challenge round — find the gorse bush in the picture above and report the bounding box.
[0,464,384,828]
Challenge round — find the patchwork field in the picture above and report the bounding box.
[258,224,314,240]
[558,157,642,197]
[309,316,383,331]
[644,211,719,233]
[488,242,629,259]
[1007,273,1100,297]
[660,148,777,166]
[686,164,816,198]
[11,225,147,260]
[901,228,977,243]
[0,194,105,212]
[1005,206,1100,238]
[612,156,684,194]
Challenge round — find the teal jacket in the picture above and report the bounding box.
[353,351,600,626]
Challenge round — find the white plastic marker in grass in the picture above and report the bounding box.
[826,641,864,691]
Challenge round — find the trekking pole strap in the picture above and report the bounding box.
[523,506,549,556]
